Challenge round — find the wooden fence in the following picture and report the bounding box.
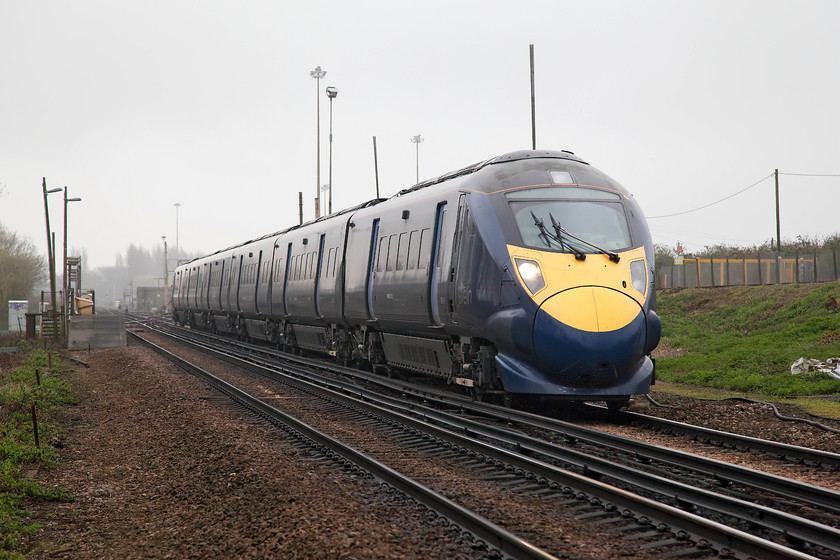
[657,251,840,289]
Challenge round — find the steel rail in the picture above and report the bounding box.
[128,330,559,560]
[151,322,840,517]
[135,327,825,560]
[167,328,840,555]
[610,407,840,469]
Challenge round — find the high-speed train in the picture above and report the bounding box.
[172,150,661,408]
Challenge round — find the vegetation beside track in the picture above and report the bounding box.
[0,338,74,559]
[655,282,840,415]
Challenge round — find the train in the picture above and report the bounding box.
[171,149,661,409]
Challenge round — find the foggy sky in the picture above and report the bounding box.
[2,0,839,269]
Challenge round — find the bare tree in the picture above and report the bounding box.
[0,223,46,330]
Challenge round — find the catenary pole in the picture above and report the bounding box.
[775,168,781,284]
[530,44,536,150]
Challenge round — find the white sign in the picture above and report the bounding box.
[8,300,28,332]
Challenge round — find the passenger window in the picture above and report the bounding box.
[326,248,334,278]
[397,232,408,271]
[376,237,386,272]
[407,231,418,270]
[386,234,397,271]
[418,228,430,269]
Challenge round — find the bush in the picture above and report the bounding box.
[0,344,74,558]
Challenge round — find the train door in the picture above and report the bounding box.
[365,219,380,321]
[221,259,231,312]
[428,203,447,327]
[189,267,199,310]
[282,243,292,316]
[201,263,210,311]
[314,234,325,317]
[448,194,476,322]
[233,255,243,313]
[216,260,226,311]
[254,250,263,314]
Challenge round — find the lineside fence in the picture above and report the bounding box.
[656,251,840,289]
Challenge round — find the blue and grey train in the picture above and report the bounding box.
[172,150,661,408]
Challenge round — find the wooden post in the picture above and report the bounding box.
[31,404,39,448]
[775,169,781,284]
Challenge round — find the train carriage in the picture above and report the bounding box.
[172,150,661,408]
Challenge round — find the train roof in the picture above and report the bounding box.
[175,150,590,268]
[395,149,588,197]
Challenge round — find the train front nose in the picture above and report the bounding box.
[533,287,653,387]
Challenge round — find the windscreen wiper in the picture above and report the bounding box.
[549,213,620,263]
[531,211,585,260]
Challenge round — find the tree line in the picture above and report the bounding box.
[655,234,840,266]
[0,222,46,330]
[1,219,204,327]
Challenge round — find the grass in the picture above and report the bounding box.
[655,282,840,410]
[0,339,75,559]
[652,381,840,420]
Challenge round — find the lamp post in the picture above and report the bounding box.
[173,202,181,262]
[326,85,338,215]
[63,187,81,338]
[162,236,169,315]
[310,65,327,218]
[410,135,424,183]
[42,179,62,338]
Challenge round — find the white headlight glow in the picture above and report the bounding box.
[516,259,545,294]
[630,259,647,295]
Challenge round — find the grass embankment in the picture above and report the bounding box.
[0,340,74,559]
[655,282,840,417]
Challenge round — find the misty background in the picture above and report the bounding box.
[2,0,839,315]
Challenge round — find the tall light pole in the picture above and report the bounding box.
[162,236,169,315]
[42,179,62,338]
[326,85,338,215]
[310,65,327,218]
[411,134,424,183]
[63,187,81,338]
[173,202,181,262]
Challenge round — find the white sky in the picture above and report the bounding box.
[2,0,839,269]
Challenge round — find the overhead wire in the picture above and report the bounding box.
[779,172,840,177]
[647,173,774,219]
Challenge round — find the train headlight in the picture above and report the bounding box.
[515,259,545,294]
[630,259,647,295]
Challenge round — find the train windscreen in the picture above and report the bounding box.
[506,187,632,253]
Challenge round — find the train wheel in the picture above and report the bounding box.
[606,399,628,412]
[502,391,523,409]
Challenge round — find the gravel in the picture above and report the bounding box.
[21,340,840,558]
[25,344,487,559]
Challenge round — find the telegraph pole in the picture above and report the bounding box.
[530,44,536,150]
[775,168,781,284]
[42,179,61,338]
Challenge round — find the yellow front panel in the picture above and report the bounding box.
[508,245,648,332]
[540,286,643,332]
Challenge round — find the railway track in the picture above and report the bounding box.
[604,406,840,469]
[127,318,840,559]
